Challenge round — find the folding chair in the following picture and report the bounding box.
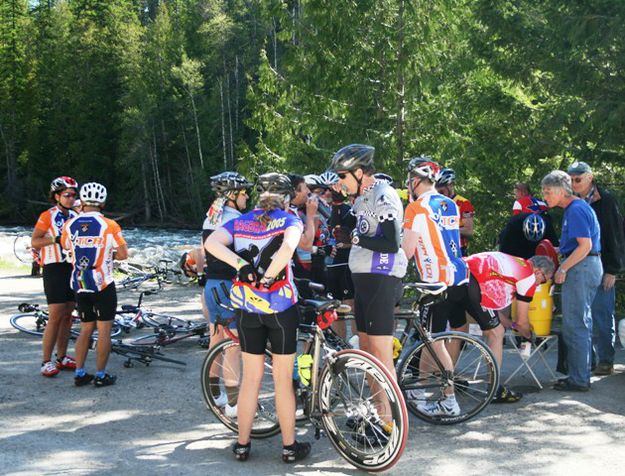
[504,330,559,389]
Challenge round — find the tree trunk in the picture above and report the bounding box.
[189,91,204,169]
[224,59,234,165]
[141,157,151,222]
[219,79,227,170]
[395,0,405,165]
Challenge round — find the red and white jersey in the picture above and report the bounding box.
[465,252,537,310]
[34,206,77,265]
[61,212,126,293]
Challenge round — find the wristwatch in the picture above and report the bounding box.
[351,234,360,246]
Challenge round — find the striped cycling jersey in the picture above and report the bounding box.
[403,190,468,286]
[465,252,537,310]
[61,212,126,293]
[34,206,77,265]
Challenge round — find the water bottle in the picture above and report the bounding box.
[297,354,313,386]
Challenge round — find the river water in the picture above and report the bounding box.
[0,225,201,269]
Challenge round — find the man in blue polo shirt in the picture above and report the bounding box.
[541,170,602,391]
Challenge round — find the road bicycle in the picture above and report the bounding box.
[116,259,182,291]
[200,283,408,472]
[394,282,499,425]
[108,338,186,368]
[10,303,122,338]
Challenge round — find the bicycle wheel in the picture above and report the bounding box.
[141,312,190,329]
[10,312,48,336]
[112,342,186,366]
[396,331,499,425]
[69,320,123,339]
[318,349,408,472]
[201,338,280,438]
[13,234,33,264]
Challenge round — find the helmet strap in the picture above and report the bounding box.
[350,170,363,197]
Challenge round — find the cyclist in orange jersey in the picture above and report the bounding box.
[31,176,79,377]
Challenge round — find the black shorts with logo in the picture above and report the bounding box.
[327,264,354,300]
[43,262,75,304]
[76,283,118,323]
[237,305,300,355]
[429,274,500,333]
[352,273,402,336]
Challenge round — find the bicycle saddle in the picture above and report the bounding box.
[301,299,340,313]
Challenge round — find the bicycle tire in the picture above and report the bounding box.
[111,342,186,366]
[318,349,408,472]
[13,234,33,264]
[396,331,499,425]
[70,321,123,339]
[201,338,281,438]
[141,312,190,329]
[10,312,48,336]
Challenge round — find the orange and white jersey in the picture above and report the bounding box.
[34,206,77,265]
[61,212,126,293]
[465,252,537,310]
[403,191,468,286]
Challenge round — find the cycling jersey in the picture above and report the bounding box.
[288,206,312,278]
[464,252,537,310]
[403,190,468,286]
[512,195,547,215]
[202,206,241,280]
[61,212,126,293]
[221,208,303,313]
[328,202,356,266]
[34,206,77,265]
[349,181,408,278]
[452,194,474,253]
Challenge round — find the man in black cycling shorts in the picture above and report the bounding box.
[329,144,408,376]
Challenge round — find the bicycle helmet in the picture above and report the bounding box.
[436,168,456,186]
[210,171,253,195]
[373,172,394,185]
[256,173,294,198]
[523,213,546,242]
[80,182,107,207]
[406,156,440,182]
[318,171,339,186]
[329,144,375,172]
[50,176,78,193]
[304,174,326,189]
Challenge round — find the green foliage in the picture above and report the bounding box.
[0,0,623,248]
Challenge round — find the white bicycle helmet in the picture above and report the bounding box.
[80,182,107,207]
[50,176,78,193]
[319,171,339,186]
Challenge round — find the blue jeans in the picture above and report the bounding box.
[592,282,616,365]
[561,256,603,387]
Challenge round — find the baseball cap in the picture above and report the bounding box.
[567,161,592,175]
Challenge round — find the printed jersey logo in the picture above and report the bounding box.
[266,217,286,231]
[358,218,370,235]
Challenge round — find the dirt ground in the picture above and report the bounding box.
[1,268,625,475]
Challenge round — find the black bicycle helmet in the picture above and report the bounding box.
[329,144,375,172]
[210,171,253,195]
[256,173,294,197]
[406,156,440,182]
[436,168,456,187]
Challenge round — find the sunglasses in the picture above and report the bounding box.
[61,192,77,198]
[571,176,584,183]
[337,172,348,180]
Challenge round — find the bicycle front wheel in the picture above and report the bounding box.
[13,234,33,264]
[318,349,408,472]
[200,338,280,438]
[10,312,47,336]
[397,331,499,425]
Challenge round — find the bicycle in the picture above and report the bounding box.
[10,303,122,338]
[116,259,182,291]
[394,282,499,425]
[108,338,187,368]
[200,283,408,472]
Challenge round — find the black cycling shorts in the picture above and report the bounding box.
[237,305,300,355]
[429,274,500,333]
[326,264,354,300]
[352,273,401,336]
[76,283,117,323]
[42,262,75,304]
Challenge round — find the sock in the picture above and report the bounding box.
[445,394,457,403]
[225,385,239,406]
[75,368,86,378]
[208,377,221,398]
[283,442,298,450]
[95,370,106,379]
[56,354,65,362]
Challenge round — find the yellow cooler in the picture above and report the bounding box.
[511,280,553,336]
